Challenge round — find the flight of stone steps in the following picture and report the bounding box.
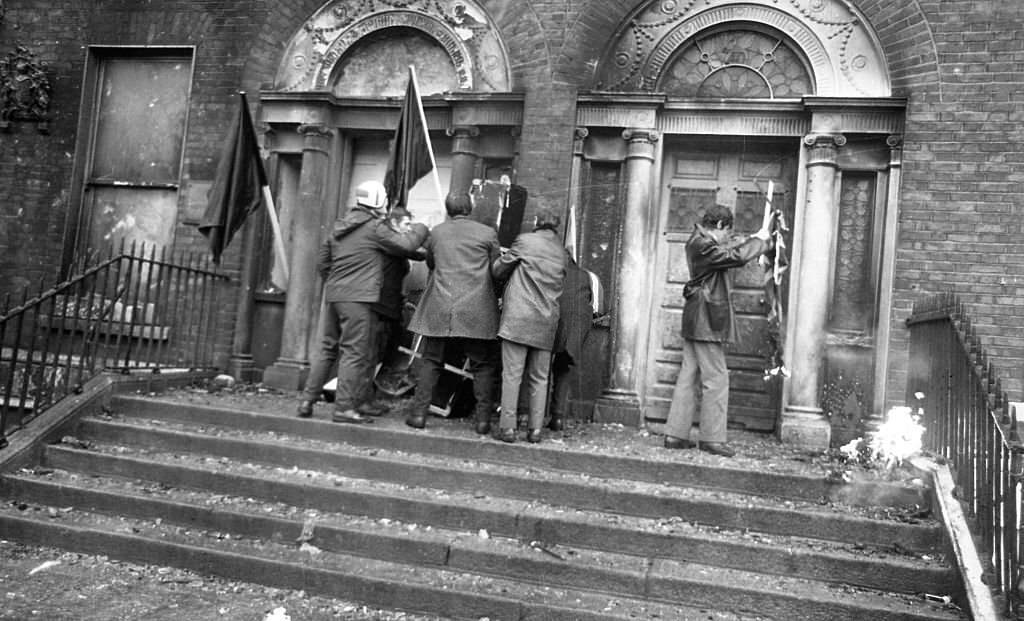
[0,394,967,620]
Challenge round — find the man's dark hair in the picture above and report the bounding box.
[701,204,734,229]
[445,193,472,217]
[534,206,561,232]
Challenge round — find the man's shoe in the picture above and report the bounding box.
[357,401,389,417]
[406,413,427,429]
[296,400,315,418]
[547,417,564,431]
[332,409,372,424]
[498,428,516,443]
[475,421,491,435]
[699,442,736,458]
[527,429,542,444]
[664,436,695,450]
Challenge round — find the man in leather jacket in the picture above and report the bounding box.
[663,204,771,457]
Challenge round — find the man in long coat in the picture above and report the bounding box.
[663,204,770,456]
[406,192,501,431]
[491,207,567,443]
[297,181,428,424]
[549,251,593,431]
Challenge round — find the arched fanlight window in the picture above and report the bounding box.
[330,27,459,97]
[659,27,814,98]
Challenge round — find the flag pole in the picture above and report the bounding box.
[408,66,446,204]
[261,185,289,281]
[241,91,290,282]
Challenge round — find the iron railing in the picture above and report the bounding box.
[1,242,229,444]
[906,292,1022,616]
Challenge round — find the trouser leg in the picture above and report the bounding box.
[302,302,340,401]
[549,352,573,420]
[664,339,700,440]
[462,337,497,425]
[525,347,552,431]
[694,340,729,443]
[412,336,444,414]
[499,341,527,430]
[334,302,375,411]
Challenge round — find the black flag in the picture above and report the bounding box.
[198,92,267,263]
[384,67,434,210]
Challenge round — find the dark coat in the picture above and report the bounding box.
[681,225,768,343]
[408,215,501,339]
[553,254,593,362]
[492,228,566,350]
[319,206,428,304]
[373,253,411,320]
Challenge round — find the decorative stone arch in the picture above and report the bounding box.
[594,0,890,97]
[273,0,511,93]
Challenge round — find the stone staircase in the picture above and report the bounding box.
[0,394,967,620]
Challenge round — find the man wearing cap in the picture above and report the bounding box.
[297,180,428,424]
[406,192,501,432]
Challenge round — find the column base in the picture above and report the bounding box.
[593,390,642,426]
[778,405,832,450]
[262,359,309,392]
[226,355,260,385]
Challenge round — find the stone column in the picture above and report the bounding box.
[868,135,905,428]
[262,124,332,391]
[594,128,658,425]
[565,127,588,253]
[779,133,845,448]
[228,124,273,383]
[446,125,479,198]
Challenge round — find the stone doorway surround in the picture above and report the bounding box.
[581,0,906,449]
[229,0,522,392]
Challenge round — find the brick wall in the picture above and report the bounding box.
[863,0,1024,401]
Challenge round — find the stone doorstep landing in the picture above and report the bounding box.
[111,394,932,510]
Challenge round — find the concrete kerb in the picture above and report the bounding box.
[907,455,1001,621]
[0,370,216,474]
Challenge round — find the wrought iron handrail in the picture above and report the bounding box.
[906,292,1022,616]
[0,242,229,445]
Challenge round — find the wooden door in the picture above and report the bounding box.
[645,139,797,432]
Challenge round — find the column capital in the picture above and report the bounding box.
[297,123,331,138]
[446,124,480,139]
[802,133,844,166]
[573,127,589,156]
[622,128,659,162]
[887,135,903,168]
[297,124,331,154]
[622,128,659,144]
[255,122,273,160]
[447,124,480,157]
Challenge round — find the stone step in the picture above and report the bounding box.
[110,395,929,509]
[0,500,725,621]
[34,441,956,596]
[0,472,963,621]
[68,414,945,553]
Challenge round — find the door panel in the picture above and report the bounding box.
[645,139,797,432]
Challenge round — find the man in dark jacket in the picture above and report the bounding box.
[491,207,566,443]
[297,181,428,424]
[372,207,419,372]
[663,204,771,457]
[406,192,501,431]
[549,251,594,432]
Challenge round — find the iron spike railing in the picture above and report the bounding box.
[906,293,1024,617]
[0,245,229,442]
